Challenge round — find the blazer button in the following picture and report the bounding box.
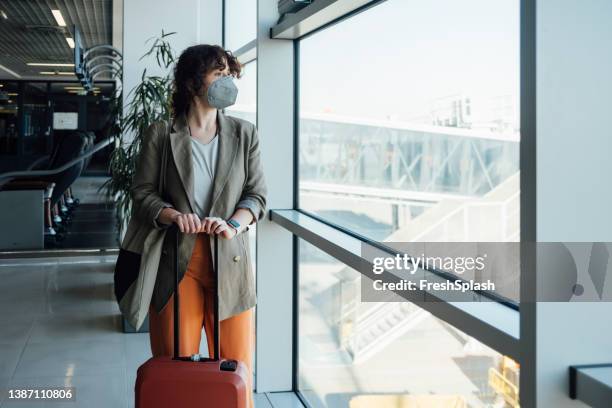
[162,250,167,255]
[233,255,241,262]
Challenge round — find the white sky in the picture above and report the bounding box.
[229,0,520,126]
[299,0,519,123]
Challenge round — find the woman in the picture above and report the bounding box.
[130,44,266,408]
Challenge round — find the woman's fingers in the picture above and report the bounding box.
[210,219,222,234]
[174,213,205,234]
[188,214,198,234]
[176,216,185,233]
[214,224,228,234]
[204,217,216,234]
[201,217,210,234]
[174,216,231,236]
[193,216,202,233]
[197,218,207,233]
[213,221,236,240]
[201,217,224,234]
[218,225,234,240]
[181,216,190,233]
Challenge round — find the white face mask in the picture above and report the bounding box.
[206,76,238,109]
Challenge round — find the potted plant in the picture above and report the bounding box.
[101,30,177,240]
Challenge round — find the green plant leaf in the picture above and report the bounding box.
[99,29,177,236]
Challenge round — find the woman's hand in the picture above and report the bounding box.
[171,212,203,234]
[201,217,237,240]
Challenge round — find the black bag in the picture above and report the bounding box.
[113,120,171,312]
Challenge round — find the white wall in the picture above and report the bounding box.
[254,0,296,393]
[122,0,222,126]
[530,0,612,406]
[112,0,123,51]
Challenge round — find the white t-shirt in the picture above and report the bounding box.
[190,131,219,218]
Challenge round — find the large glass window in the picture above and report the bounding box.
[22,82,50,156]
[298,240,519,408]
[0,81,20,158]
[224,0,257,51]
[298,0,520,248]
[226,61,257,125]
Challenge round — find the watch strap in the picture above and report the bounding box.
[227,218,241,233]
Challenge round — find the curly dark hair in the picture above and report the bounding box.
[171,44,242,118]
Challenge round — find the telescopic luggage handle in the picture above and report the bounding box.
[171,224,220,362]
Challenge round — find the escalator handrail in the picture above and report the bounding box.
[26,155,51,171]
[0,137,115,187]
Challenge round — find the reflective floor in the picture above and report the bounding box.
[0,256,302,408]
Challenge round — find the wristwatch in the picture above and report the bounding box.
[227,218,241,234]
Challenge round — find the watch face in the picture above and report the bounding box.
[228,219,240,229]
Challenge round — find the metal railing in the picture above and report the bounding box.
[0,137,115,189]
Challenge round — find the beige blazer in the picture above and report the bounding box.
[130,109,267,321]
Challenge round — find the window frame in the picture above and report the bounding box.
[222,0,258,54]
[266,0,526,402]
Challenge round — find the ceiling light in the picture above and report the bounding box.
[40,71,74,75]
[1,10,7,20]
[51,9,66,27]
[27,63,74,67]
[65,37,75,48]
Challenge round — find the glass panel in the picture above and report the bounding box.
[22,82,50,155]
[224,0,257,51]
[298,239,520,408]
[0,81,19,157]
[226,61,257,125]
[85,94,115,174]
[298,0,520,247]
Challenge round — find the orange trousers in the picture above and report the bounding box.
[148,232,255,408]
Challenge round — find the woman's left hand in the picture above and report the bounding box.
[200,217,237,240]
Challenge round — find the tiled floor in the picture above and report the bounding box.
[0,256,303,408]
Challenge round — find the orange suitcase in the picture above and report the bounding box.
[135,226,249,407]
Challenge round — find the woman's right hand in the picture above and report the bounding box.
[171,212,203,234]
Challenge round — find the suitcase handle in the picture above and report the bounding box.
[171,224,220,362]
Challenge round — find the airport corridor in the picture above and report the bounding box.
[0,256,301,408]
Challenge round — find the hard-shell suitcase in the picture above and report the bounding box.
[135,225,249,407]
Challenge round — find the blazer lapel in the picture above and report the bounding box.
[169,110,237,216]
[210,110,238,212]
[169,113,196,213]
